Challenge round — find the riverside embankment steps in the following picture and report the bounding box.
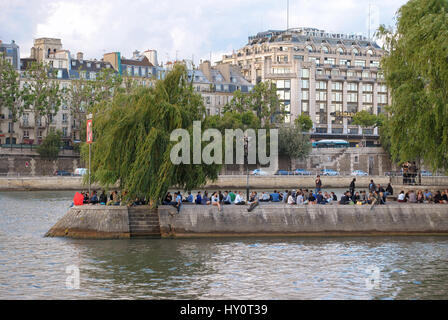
[128,207,161,238]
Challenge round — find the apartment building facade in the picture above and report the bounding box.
[193,60,254,116]
[222,27,390,146]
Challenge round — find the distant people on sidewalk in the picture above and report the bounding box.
[315,175,322,193]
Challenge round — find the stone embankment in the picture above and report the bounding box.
[45,203,448,239]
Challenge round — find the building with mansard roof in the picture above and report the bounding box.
[222,27,390,146]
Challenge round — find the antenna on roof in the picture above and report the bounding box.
[368,1,371,40]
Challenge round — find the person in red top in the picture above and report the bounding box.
[73,192,84,206]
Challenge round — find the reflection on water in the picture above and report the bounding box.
[0,191,447,300]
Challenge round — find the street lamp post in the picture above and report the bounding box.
[244,136,250,201]
[86,113,93,195]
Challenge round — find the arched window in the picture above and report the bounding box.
[352,48,359,55]
[322,46,329,54]
[306,45,313,52]
[47,48,51,58]
[367,49,374,55]
[337,47,344,54]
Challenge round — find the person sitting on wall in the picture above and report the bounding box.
[248,191,259,212]
[163,192,173,205]
[424,189,432,203]
[171,192,182,213]
[223,191,232,205]
[229,191,237,203]
[211,192,221,212]
[195,191,202,205]
[316,191,327,205]
[270,190,280,202]
[331,192,338,202]
[83,191,89,204]
[235,192,246,205]
[397,191,406,203]
[89,190,99,205]
[99,190,107,205]
[185,192,194,203]
[339,191,351,205]
[202,191,211,205]
[386,183,394,196]
[378,192,386,205]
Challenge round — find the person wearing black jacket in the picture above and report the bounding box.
[339,192,351,205]
[386,183,393,196]
[350,178,356,195]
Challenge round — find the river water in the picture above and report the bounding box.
[0,191,447,300]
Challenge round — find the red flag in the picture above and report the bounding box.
[86,119,93,144]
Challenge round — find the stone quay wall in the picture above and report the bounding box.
[158,204,448,238]
[45,203,448,239]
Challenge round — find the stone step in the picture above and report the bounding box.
[128,209,161,238]
[129,216,159,221]
[130,234,161,239]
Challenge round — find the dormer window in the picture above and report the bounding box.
[322,46,329,54]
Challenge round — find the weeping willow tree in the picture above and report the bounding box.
[82,65,220,207]
[377,0,448,172]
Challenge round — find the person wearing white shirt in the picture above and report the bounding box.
[287,192,296,205]
[235,192,246,205]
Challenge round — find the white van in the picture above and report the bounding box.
[74,168,88,176]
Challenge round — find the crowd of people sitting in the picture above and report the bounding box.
[396,189,448,204]
[74,179,448,209]
[74,190,149,207]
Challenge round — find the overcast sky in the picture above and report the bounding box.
[0,0,407,65]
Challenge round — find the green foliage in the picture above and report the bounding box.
[352,110,384,128]
[278,125,312,170]
[22,62,63,137]
[223,81,285,127]
[294,114,313,132]
[37,130,63,161]
[82,65,220,207]
[0,53,26,144]
[377,0,448,171]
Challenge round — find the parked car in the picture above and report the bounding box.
[275,170,291,176]
[251,169,269,176]
[420,170,433,176]
[351,170,368,176]
[54,170,72,176]
[321,169,340,176]
[293,169,312,176]
[74,168,88,176]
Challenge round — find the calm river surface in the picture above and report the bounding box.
[0,191,447,300]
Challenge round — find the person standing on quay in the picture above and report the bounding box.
[350,178,356,196]
[315,175,322,194]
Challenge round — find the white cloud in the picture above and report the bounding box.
[0,0,408,64]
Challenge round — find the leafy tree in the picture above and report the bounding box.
[64,67,122,145]
[294,114,313,132]
[278,125,312,171]
[377,0,448,172]
[352,110,384,147]
[22,62,62,139]
[83,65,220,207]
[37,130,63,161]
[0,53,26,146]
[224,81,284,127]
